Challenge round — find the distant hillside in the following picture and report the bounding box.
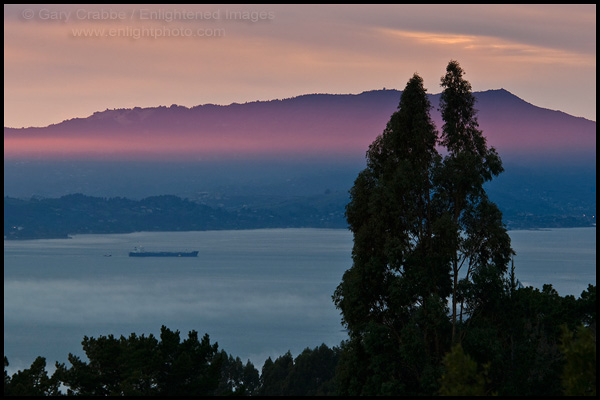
[4,193,349,240]
[4,89,595,161]
[5,187,595,240]
[4,89,595,232]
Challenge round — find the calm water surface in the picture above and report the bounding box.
[4,227,596,373]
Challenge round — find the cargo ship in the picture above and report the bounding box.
[129,246,199,257]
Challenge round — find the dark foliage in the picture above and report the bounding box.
[258,344,340,396]
[5,285,595,396]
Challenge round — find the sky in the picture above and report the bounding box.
[3,4,596,128]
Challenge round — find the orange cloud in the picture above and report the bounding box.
[3,4,596,129]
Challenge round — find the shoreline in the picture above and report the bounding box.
[4,224,597,241]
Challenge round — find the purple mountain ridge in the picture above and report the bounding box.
[4,89,596,163]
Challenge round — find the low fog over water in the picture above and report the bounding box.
[4,228,596,374]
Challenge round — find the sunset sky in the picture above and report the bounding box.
[3,4,596,128]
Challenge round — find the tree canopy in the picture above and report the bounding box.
[331,60,592,395]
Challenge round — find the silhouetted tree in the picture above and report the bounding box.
[285,344,340,396]
[3,356,60,396]
[560,324,596,396]
[436,60,512,343]
[215,350,259,396]
[460,282,596,396]
[258,352,294,396]
[333,73,451,394]
[438,343,490,395]
[54,326,223,396]
[258,344,339,396]
[333,61,516,394]
[4,357,10,396]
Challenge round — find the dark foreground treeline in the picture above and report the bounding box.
[4,283,596,396]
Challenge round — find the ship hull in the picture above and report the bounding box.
[129,251,199,257]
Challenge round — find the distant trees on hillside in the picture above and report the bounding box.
[4,193,348,240]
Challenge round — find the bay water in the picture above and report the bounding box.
[4,227,596,374]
